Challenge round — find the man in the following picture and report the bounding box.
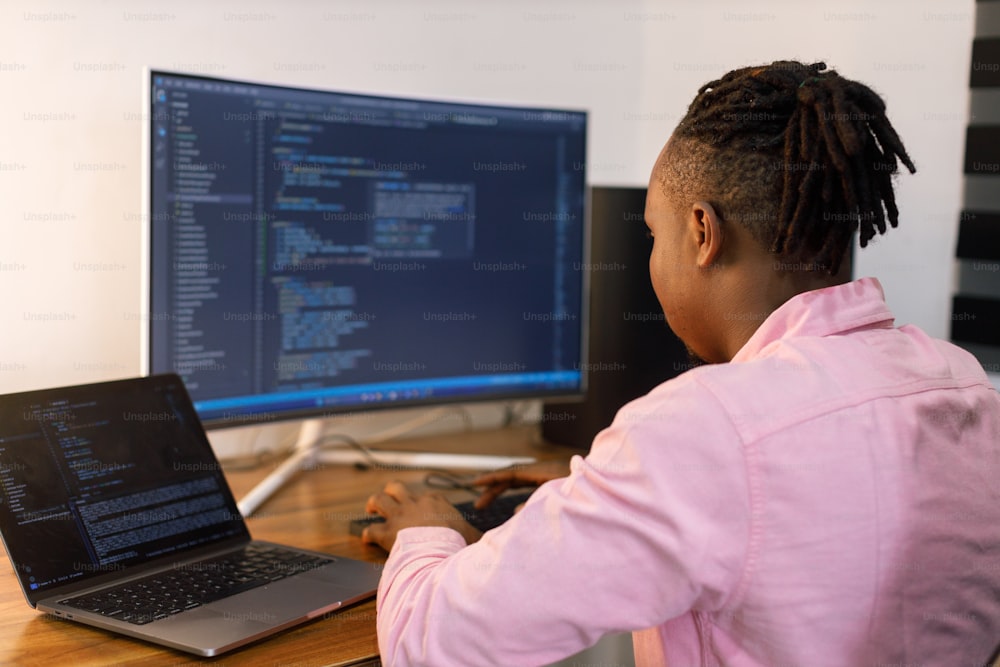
[362,61,1000,666]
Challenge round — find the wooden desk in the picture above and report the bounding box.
[0,425,576,666]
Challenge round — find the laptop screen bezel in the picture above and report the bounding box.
[0,374,251,607]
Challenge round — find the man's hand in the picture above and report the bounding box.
[470,460,571,510]
[362,480,482,552]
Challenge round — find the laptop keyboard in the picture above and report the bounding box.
[60,544,334,625]
[349,490,534,538]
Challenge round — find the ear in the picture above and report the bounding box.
[689,200,724,269]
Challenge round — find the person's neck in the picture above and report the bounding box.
[709,254,849,362]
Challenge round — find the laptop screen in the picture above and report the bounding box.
[0,374,248,601]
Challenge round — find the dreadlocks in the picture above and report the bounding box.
[659,61,916,275]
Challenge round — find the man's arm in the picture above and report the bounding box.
[370,380,753,667]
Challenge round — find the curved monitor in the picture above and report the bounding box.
[144,70,588,429]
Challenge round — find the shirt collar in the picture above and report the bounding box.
[730,277,896,363]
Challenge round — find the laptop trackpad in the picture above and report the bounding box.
[206,577,347,622]
[147,578,349,652]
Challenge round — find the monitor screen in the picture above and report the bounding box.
[145,71,587,428]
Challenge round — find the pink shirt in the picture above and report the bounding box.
[376,277,1000,666]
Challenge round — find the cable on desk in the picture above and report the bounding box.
[220,404,473,473]
[316,434,484,498]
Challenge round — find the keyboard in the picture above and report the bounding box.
[349,491,534,538]
[61,543,333,625]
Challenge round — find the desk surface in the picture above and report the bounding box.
[0,424,576,667]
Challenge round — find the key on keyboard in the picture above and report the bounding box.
[61,543,333,625]
[349,490,534,538]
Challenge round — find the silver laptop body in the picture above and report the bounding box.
[0,374,379,656]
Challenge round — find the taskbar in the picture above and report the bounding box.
[195,371,580,425]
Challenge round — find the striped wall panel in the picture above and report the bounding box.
[952,0,1000,371]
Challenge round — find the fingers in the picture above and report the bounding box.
[364,491,394,515]
[361,480,410,551]
[361,522,388,549]
[471,461,569,490]
[469,470,507,486]
[383,479,410,501]
[471,467,522,509]
[361,487,474,551]
[365,480,411,515]
[473,480,512,510]
[470,466,523,487]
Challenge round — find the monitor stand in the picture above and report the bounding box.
[237,418,324,517]
[236,415,536,517]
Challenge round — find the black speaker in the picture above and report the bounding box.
[542,186,689,449]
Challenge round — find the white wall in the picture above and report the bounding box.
[0,0,975,395]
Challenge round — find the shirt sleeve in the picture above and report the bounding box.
[375,376,754,667]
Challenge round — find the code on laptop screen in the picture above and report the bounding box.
[0,375,247,599]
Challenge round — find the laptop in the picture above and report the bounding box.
[0,373,380,657]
